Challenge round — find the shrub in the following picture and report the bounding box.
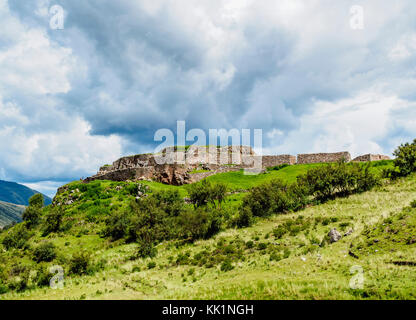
[35,264,51,287]
[220,259,234,272]
[297,161,380,200]
[390,139,416,178]
[126,198,172,243]
[177,207,222,241]
[33,242,56,263]
[268,164,289,171]
[22,193,44,228]
[2,224,31,250]
[273,225,287,239]
[232,207,253,228]
[243,179,310,218]
[152,190,184,217]
[410,200,416,209]
[69,251,90,275]
[42,207,64,236]
[147,261,156,269]
[187,180,228,209]
[245,240,254,249]
[257,242,268,250]
[22,206,42,228]
[0,283,8,294]
[137,240,157,259]
[102,210,131,241]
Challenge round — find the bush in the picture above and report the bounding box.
[42,207,64,236]
[69,251,90,275]
[22,194,45,227]
[242,179,310,218]
[126,198,173,243]
[267,164,289,171]
[410,200,416,209]
[297,161,380,201]
[2,224,31,250]
[34,264,52,287]
[101,210,131,241]
[245,240,254,249]
[389,139,416,178]
[177,207,222,241]
[22,194,44,228]
[33,242,56,263]
[22,206,42,228]
[187,180,228,209]
[220,259,234,272]
[137,240,157,259]
[102,189,222,250]
[232,207,253,228]
[152,190,184,217]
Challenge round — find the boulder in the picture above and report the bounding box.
[328,228,342,243]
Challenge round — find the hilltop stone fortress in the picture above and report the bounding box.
[84,146,391,186]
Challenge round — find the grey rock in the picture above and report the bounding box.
[328,228,342,243]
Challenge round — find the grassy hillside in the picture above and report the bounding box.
[2,160,415,300]
[0,201,24,228]
[0,180,52,206]
[1,173,415,300]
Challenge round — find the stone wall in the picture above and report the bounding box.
[352,154,391,162]
[297,152,351,164]
[262,155,297,168]
[86,146,391,186]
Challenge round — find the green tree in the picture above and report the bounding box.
[392,139,416,177]
[29,193,44,209]
[22,194,44,227]
[42,207,64,236]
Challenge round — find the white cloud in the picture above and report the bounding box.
[1,0,416,185]
[0,116,123,181]
[265,91,416,157]
[20,180,64,198]
[0,1,75,95]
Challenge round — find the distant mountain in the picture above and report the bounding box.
[0,201,24,228]
[0,180,52,206]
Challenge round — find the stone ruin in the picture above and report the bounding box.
[352,154,391,162]
[84,147,391,186]
[297,151,351,164]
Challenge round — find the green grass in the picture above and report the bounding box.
[189,169,212,174]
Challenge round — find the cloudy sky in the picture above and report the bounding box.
[1,0,416,196]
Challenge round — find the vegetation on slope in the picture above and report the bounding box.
[0,140,415,300]
[350,201,416,257]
